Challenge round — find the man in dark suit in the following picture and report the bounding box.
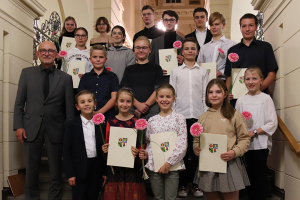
[185,7,213,60]
[13,41,75,200]
[149,10,184,83]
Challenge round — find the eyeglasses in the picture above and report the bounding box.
[135,46,149,51]
[163,18,176,22]
[142,13,153,17]
[97,23,107,26]
[75,34,87,38]
[38,49,57,55]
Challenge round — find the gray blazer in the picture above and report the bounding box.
[13,66,75,143]
[149,33,184,65]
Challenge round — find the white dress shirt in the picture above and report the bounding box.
[195,28,207,47]
[170,62,209,119]
[197,35,237,79]
[145,111,187,172]
[80,115,97,158]
[235,93,278,152]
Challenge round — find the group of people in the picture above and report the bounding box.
[13,5,279,200]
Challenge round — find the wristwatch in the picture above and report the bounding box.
[253,129,258,136]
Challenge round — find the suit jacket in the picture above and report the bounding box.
[63,116,105,181]
[13,65,75,143]
[149,33,184,65]
[185,29,213,50]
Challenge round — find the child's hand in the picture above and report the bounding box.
[177,55,184,65]
[139,149,148,159]
[158,162,171,174]
[68,177,76,186]
[162,69,168,76]
[102,176,107,187]
[136,102,149,114]
[248,130,255,137]
[102,143,109,153]
[194,147,201,157]
[228,94,234,100]
[216,71,222,77]
[134,109,142,118]
[131,146,139,157]
[78,74,84,79]
[220,150,235,161]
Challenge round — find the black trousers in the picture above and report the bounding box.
[179,118,199,187]
[72,158,101,200]
[245,149,269,200]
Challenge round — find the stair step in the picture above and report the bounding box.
[7,190,73,200]
[39,182,72,191]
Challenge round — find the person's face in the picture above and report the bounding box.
[208,84,227,109]
[244,71,263,94]
[36,41,57,67]
[134,40,151,61]
[182,42,198,61]
[89,50,107,70]
[65,20,76,33]
[193,12,208,29]
[75,94,96,117]
[97,20,108,33]
[142,9,155,25]
[116,92,133,114]
[156,88,175,112]
[75,30,88,47]
[112,28,125,45]
[162,14,178,32]
[210,19,225,37]
[240,18,258,40]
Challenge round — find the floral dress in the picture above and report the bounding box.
[103,116,147,200]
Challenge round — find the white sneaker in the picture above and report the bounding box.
[178,186,188,197]
[191,185,203,197]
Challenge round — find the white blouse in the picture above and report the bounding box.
[235,93,278,151]
[145,111,187,172]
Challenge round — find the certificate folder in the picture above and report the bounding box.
[150,131,181,172]
[159,48,178,75]
[199,133,227,173]
[107,127,137,168]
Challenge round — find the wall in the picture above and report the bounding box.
[0,0,46,194]
[252,1,300,199]
[210,0,231,39]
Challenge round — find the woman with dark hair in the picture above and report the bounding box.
[105,25,135,82]
[90,16,112,48]
[56,16,77,69]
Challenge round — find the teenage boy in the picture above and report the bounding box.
[78,44,119,119]
[133,5,164,43]
[170,37,209,198]
[185,7,212,60]
[149,10,184,83]
[197,12,236,80]
[63,90,107,200]
[224,13,278,97]
[63,27,93,76]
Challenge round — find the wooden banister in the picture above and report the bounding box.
[277,114,300,157]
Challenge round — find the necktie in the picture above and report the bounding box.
[43,69,52,99]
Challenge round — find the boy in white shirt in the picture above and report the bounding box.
[197,12,236,80]
[170,37,209,197]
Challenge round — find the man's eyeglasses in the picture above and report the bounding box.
[75,34,87,38]
[142,13,153,17]
[163,18,176,22]
[135,46,149,51]
[38,49,57,55]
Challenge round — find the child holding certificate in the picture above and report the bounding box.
[63,90,107,200]
[139,83,187,200]
[193,79,250,200]
[120,36,163,119]
[235,67,277,200]
[102,87,147,200]
[169,37,209,197]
